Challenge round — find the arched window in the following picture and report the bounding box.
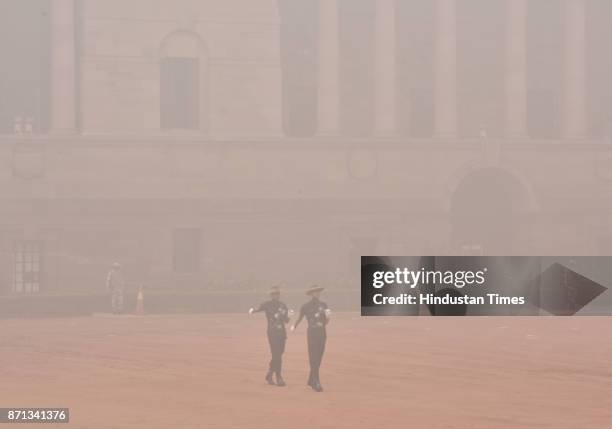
[159,31,207,131]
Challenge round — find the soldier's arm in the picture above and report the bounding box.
[324,303,331,325]
[249,302,265,314]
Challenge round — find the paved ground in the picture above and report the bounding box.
[0,314,611,428]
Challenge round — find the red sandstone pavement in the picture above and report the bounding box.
[0,314,611,428]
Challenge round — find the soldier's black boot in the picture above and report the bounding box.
[312,374,323,392]
[265,371,275,385]
[275,373,286,387]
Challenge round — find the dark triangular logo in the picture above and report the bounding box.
[528,263,608,315]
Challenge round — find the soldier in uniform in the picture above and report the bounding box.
[106,262,126,315]
[249,286,291,386]
[292,285,331,392]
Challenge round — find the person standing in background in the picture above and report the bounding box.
[249,286,292,386]
[292,285,331,392]
[106,262,126,315]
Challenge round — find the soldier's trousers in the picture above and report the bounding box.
[111,288,124,314]
[307,327,326,384]
[267,332,286,375]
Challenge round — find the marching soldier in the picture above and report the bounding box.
[106,262,126,314]
[249,286,291,386]
[292,285,331,392]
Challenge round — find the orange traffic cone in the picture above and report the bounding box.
[135,285,144,315]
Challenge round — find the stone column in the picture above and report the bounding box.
[563,0,587,139]
[434,0,457,138]
[317,0,339,135]
[51,0,77,133]
[374,0,396,136]
[505,0,527,137]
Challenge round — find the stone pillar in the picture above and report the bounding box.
[505,0,527,138]
[563,0,587,139]
[374,0,396,136]
[317,0,339,135]
[434,0,457,138]
[51,0,77,133]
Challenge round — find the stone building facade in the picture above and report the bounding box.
[0,0,611,294]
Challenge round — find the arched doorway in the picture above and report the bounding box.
[451,167,535,255]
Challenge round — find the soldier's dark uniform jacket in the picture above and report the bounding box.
[300,298,328,329]
[256,300,290,336]
[299,297,329,388]
[255,300,290,378]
